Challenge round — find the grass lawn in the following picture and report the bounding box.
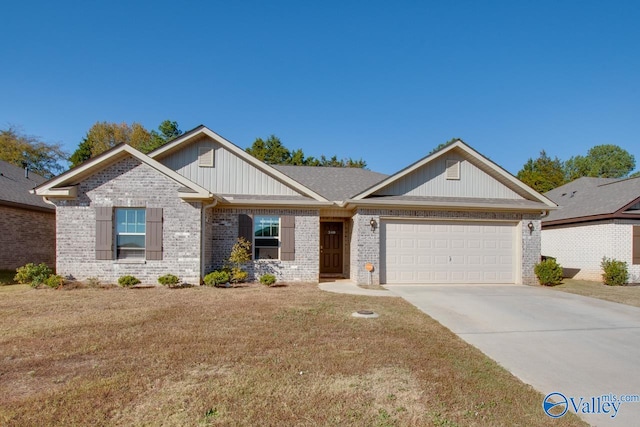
[0,283,585,426]
[552,279,640,308]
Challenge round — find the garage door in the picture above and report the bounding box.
[381,220,516,284]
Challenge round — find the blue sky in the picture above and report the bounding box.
[2,0,639,175]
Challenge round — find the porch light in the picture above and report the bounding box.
[369,218,377,231]
[527,221,534,234]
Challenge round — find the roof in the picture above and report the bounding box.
[0,160,54,211]
[543,176,640,225]
[349,195,550,211]
[34,144,218,202]
[272,165,388,201]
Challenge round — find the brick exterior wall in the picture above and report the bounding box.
[0,205,55,270]
[52,157,202,284]
[542,220,640,282]
[350,208,541,286]
[205,208,320,282]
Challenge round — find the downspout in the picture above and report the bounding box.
[201,199,218,283]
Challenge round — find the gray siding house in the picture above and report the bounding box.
[34,126,555,285]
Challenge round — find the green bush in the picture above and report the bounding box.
[230,268,248,284]
[601,257,628,286]
[534,258,563,286]
[204,270,230,287]
[44,275,65,289]
[158,274,180,287]
[259,274,277,287]
[118,275,141,287]
[14,263,53,287]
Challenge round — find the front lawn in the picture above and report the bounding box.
[0,283,584,426]
[552,279,640,308]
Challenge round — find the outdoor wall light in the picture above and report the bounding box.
[370,218,377,232]
[527,221,534,234]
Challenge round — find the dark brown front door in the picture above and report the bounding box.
[320,222,343,274]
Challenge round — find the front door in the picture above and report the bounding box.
[320,222,343,275]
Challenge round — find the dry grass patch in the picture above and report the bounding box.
[552,279,640,308]
[0,283,585,426]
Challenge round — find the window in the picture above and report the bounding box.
[254,216,280,259]
[116,208,146,259]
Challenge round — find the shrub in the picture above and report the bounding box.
[534,258,563,286]
[228,238,251,284]
[158,274,180,287]
[14,263,53,287]
[118,275,141,287]
[86,277,101,288]
[44,275,65,289]
[259,274,277,287]
[601,257,628,286]
[204,270,230,287]
[231,268,248,284]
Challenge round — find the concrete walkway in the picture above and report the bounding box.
[386,284,640,427]
[318,280,397,297]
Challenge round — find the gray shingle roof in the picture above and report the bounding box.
[272,165,388,201]
[0,160,53,210]
[543,176,640,223]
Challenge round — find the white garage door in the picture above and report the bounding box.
[381,220,516,284]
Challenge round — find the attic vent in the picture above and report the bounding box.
[198,147,214,167]
[445,160,460,180]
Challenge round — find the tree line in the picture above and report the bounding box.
[1,123,637,192]
[0,121,367,178]
[516,145,636,193]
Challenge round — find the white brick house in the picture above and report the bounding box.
[542,177,640,282]
[34,126,555,285]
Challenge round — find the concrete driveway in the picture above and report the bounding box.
[386,284,640,427]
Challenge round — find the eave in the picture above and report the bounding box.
[343,198,556,213]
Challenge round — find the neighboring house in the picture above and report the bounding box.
[0,160,56,269]
[542,177,640,282]
[34,125,555,285]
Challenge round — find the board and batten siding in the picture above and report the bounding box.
[373,153,524,199]
[159,137,301,196]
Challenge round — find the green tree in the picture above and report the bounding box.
[245,135,366,168]
[69,120,182,167]
[246,135,291,164]
[517,150,566,193]
[564,144,635,181]
[142,120,183,153]
[0,125,67,178]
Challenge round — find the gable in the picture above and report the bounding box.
[372,150,524,200]
[157,135,304,196]
[150,126,327,202]
[34,144,215,202]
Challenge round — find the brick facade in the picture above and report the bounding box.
[542,220,640,283]
[0,205,55,270]
[52,158,202,284]
[350,208,541,286]
[205,208,320,282]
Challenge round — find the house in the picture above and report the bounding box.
[0,160,56,269]
[542,176,640,282]
[34,125,555,285]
